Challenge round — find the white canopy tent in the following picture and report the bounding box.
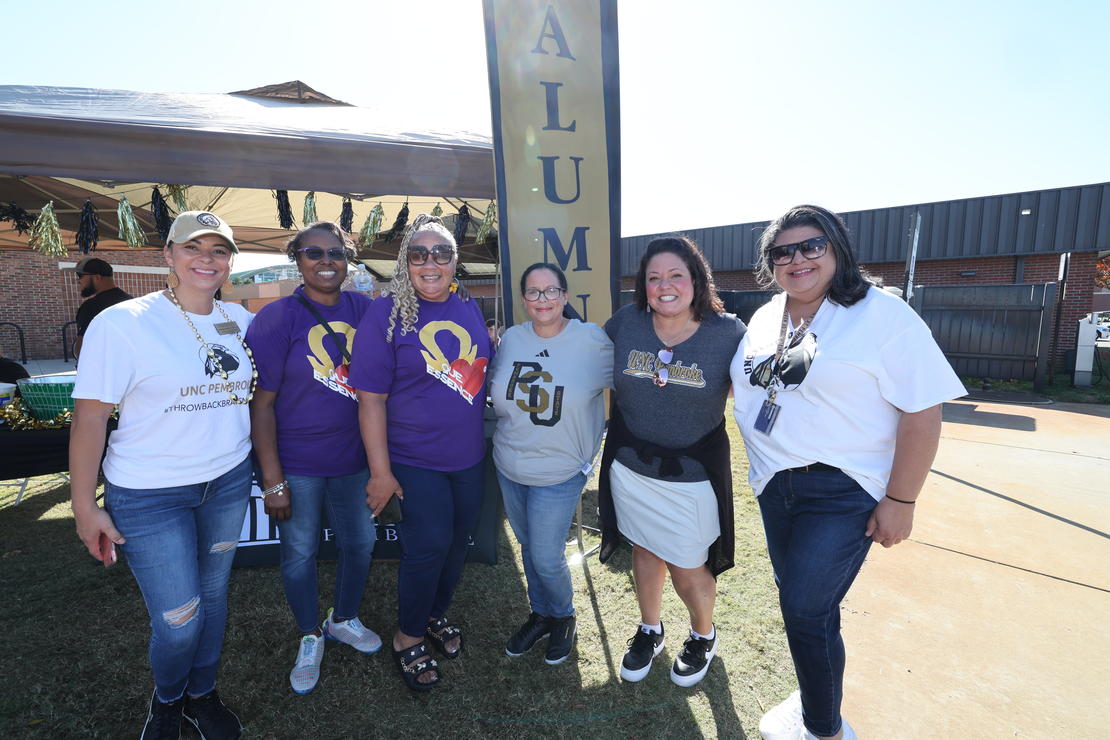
[0,84,495,256]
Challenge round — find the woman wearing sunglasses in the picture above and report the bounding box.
[349,214,492,691]
[731,205,964,740]
[488,262,613,666]
[244,222,381,695]
[597,236,746,688]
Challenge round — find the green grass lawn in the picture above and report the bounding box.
[0,407,798,738]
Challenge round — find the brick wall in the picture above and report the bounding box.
[0,248,168,360]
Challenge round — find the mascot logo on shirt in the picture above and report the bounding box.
[745,331,816,391]
[505,361,564,427]
[621,349,706,389]
[201,344,241,377]
[306,322,357,400]
[419,320,487,405]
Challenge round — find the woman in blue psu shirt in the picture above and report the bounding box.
[488,262,612,667]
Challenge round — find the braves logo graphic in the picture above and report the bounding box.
[419,320,488,404]
[505,361,564,427]
[200,344,240,377]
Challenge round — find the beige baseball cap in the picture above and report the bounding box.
[167,211,238,252]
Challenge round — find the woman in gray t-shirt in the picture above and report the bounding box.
[600,235,745,689]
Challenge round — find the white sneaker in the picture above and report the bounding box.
[759,690,803,740]
[801,720,857,740]
[289,634,324,694]
[322,607,382,654]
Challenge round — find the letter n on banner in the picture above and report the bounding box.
[483,0,621,327]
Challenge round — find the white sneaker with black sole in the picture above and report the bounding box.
[620,623,665,682]
[669,631,717,687]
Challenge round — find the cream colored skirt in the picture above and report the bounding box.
[609,459,720,568]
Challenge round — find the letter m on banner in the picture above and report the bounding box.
[483,0,621,327]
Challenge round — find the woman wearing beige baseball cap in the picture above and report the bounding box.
[70,210,254,739]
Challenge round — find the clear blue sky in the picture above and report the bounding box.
[5,0,1108,267]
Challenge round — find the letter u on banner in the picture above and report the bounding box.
[483,0,621,327]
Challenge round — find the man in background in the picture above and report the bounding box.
[73,256,131,358]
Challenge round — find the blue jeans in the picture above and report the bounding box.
[497,470,585,619]
[105,456,252,703]
[278,470,375,633]
[758,468,877,738]
[391,460,485,638]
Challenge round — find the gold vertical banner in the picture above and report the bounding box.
[483,0,621,327]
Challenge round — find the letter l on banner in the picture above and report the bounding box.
[483,0,621,328]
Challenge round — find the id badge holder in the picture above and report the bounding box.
[754,398,780,434]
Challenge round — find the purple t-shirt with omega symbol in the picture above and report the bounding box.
[245,286,372,477]
[348,293,492,472]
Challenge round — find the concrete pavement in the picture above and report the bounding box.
[841,400,1109,739]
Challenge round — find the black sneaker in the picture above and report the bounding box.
[544,615,577,665]
[141,692,183,740]
[669,631,717,687]
[620,622,665,682]
[182,689,242,740]
[505,612,552,657]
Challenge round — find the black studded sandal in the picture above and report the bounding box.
[392,641,440,692]
[426,616,463,659]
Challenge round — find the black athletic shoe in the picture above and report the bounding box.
[505,612,553,657]
[141,692,183,740]
[544,615,577,665]
[182,689,242,740]
[669,631,717,687]
[620,622,665,682]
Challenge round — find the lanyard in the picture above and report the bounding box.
[766,303,811,403]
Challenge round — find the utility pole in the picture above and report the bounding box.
[902,210,921,303]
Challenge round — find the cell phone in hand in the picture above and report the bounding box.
[98,532,117,566]
[377,494,403,525]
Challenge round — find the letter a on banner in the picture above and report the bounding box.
[483,0,621,327]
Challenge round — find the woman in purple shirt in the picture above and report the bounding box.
[246,222,380,696]
[349,214,492,692]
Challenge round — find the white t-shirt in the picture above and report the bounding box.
[730,287,966,500]
[73,291,255,488]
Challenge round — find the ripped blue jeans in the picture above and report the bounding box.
[105,456,252,702]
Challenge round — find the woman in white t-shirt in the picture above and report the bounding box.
[731,205,965,740]
[70,211,256,740]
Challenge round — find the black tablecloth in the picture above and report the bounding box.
[0,425,71,480]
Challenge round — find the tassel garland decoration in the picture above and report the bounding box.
[303,192,318,225]
[275,190,294,229]
[151,188,173,241]
[166,185,190,211]
[476,201,496,245]
[340,198,354,233]
[76,199,99,253]
[29,202,65,257]
[117,196,146,249]
[453,204,471,246]
[385,201,409,242]
[0,202,34,234]
[358,202,384,247]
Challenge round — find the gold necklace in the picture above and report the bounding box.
[653,312,695,347]
[166,287,258,405]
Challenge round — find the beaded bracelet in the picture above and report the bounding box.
[261,480,288,497]
[885,494,916,505]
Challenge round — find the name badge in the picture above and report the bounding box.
[214,321,241,335]
[754,399,781,434]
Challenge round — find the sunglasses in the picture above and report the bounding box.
[769,235,830,265]
[297,246,348,261]
[653,348,674,387]
[407,245,456,266]
[523,287,566,302]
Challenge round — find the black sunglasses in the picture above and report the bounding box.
[769,235,830,266]
[407,245,456,266]
[297,246,348,261]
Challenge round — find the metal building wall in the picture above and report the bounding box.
[620,182,1110,275]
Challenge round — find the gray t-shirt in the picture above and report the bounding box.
[605,304,746,482]
[489,319,613,486]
